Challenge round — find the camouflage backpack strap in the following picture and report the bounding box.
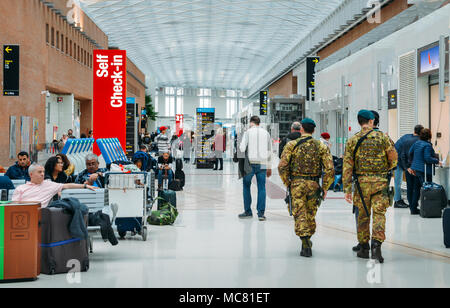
[288,136,312,166]
[352,129,374,218]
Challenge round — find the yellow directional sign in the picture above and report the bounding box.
[5,46,12,53]
[312,58,319,64]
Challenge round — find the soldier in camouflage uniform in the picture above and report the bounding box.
[278,118,334,258]
[343,110,397,263]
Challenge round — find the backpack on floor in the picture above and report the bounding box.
[148,199,178,225]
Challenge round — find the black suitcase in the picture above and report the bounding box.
[419,166,446,218]
[40,207,89,275]
[175,169,185,188]
[176,158,183,171]
[420,182,446,218]
[444,208,450,248]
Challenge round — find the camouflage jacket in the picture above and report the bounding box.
[342,126,398,194]
[278,134,334,190]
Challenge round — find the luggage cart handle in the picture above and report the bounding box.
[105,171,148,185]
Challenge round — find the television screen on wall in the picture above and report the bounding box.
[418,39,448,77]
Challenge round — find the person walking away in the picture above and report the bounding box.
[407,128,441,215]
[278,118,334,257]
[155,126,171,156]
[394,125,423,209]
[213,127,225,170]
[238,116,272,221]
[180,131,192,163]
[343,110,397,263]
[279,122,302,158]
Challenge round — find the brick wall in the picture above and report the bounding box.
[318,0,410,60]
[0,0,146,166]
[268,71,297,99]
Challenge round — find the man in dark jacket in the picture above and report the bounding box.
[393,125,423,208]
[5,151,32,181]
[279,122,301,158]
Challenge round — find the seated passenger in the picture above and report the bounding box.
[12,164,96,208]
[157,151,174,190]
[44,156,69,183]
[5,151,32,181]
[75,153,108,188]
[132,145,150,171]
[0,166,14,196]
[56,153,75,180]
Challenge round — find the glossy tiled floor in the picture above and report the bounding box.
[4,161,450,288]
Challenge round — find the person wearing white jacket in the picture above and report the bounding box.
[239,116,272,221]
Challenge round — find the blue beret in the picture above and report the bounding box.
[358,110,375,120]
[301,118,316,127]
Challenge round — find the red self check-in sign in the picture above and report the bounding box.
[93,50,127,155]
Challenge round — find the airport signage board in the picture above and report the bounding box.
[306,57,319,101]
[260,91,268,115]
[93,50,127,155]
[3,45,19,96]
[195,108,215,169]
[126,97,136,159]
[388,90,397,110]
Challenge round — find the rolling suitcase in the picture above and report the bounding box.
[40,207,89,275]
[420,166,446,218]
[0,201,41,282]
[158,189,177,209]
[444,208,450,248]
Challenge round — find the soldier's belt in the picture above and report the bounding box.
[292,175,321,182]
[354,173,388,178]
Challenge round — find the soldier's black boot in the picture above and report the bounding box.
[371,240,384,263]
[356,243,370,259]
[352,243,361,252]
[300,237,312,258]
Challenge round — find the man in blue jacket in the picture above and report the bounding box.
[5,151,32,181]
[393,125,423,208]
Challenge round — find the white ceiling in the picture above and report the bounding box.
[80,0,346,90]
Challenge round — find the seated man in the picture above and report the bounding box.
[132,145,151,171]
[75,153,108,188]
[157,151,174,190]
[5,151,32,181]
[12,164,96,208]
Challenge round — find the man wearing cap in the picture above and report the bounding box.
[343,110,397,263]
[155,126,171,156]
[278,118,334,258]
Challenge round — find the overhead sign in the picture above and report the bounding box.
[3,45,20,96]
[388,90,397,110]
[176,114,184,136]
[260,91,268,115]
[93,50,127,155]
[306,57,319,101]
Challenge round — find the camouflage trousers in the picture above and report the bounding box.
[353,181,390,244]
[290,180,321,237]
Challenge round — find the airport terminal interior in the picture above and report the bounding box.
[0,0,450,289]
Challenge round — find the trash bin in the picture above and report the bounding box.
[0,201,41,282]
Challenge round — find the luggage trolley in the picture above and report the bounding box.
[106,172,149,241]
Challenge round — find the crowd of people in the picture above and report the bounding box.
[0,114,444,263]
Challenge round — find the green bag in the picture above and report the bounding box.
[148,198,178,225]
